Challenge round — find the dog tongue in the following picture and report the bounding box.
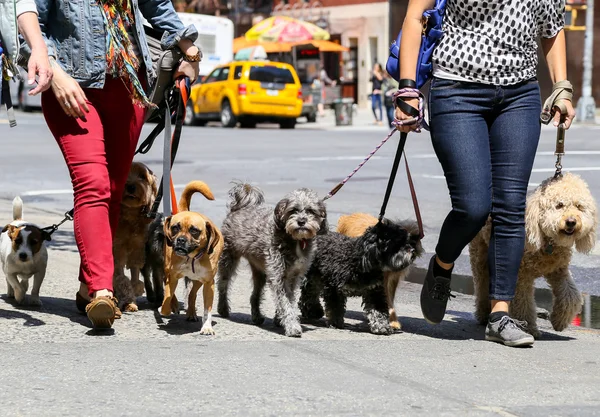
[300,240,307,250]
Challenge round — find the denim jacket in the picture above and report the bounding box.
[0,0,38,66]
[19,0,198,89]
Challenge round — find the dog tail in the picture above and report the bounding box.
[12,196,23,221]
[227,182,265,213]
[178,181,215,212]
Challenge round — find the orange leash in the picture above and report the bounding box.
[167,78,191,215]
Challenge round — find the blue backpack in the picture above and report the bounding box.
[386,0,447,88]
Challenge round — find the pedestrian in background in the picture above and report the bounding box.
[382,71,398,128]
[315,64,336,117]
[0,0,53,122]
[370,62,383,125]
[396,0,574,347]
[32,0,200,329]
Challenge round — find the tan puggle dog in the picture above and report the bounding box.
[162,181,223,335]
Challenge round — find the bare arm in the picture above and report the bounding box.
[16,11,52,94]
[395,0,435,132]
[399,0,435,81]
[541,29,566,83]
[541,29,575,128]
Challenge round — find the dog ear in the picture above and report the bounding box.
[2,224,16,236]
[359,228,380,272]
[42,230,52,242]
[524,189,544,251]
[274,198,289,229]
[163,216,173,247]
[318,201,329,234]
[575,210,597,254]
[205,221,221,255]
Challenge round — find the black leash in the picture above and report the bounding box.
[377,100,424,239]
[41,209,74,236]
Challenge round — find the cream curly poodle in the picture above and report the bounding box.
[469,172,598,338]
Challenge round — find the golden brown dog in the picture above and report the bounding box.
[161,181,223,335]
[470,173,597,338]
[337,212,421,330]
[113,161,158,312]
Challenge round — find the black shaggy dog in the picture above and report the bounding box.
[299,219,423,335]
[141,214,166,306]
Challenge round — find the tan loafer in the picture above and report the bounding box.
[85,296,119,329]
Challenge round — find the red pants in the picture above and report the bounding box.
[42,77,145,296]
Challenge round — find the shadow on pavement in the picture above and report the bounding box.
[45,229,78,253]
[0,306,46,326]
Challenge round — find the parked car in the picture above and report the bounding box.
[185,60,303,129]
[8,68,42,112]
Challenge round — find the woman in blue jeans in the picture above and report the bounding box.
[396,0,575,347]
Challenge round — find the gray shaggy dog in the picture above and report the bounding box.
[299,219,423,335]
[217,182,328,337]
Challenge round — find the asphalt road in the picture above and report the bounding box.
[1,111,600,416]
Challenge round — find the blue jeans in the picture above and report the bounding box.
[429,77,541,301]
[385,104,395,128]
[371,93,382,121]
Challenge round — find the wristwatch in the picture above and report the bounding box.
[182,47,202,63]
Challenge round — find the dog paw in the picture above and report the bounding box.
[390,320,402,331]
[217,301,230,318]
[200,325,215,336]
[284,321,302,338]
[14,292,26,305]
[124,303,138,312]
[370,323,393,335]
[170,296,180,315]
[252,314,265,326]
[327,317,345,329]
[300,303,324,320]
[273,315,283,328]
[530,327,541,340]
[186,310,199,322]
[132,281,145,297]
[28,296,42,307]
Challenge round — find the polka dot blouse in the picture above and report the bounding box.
[432,0,565,85]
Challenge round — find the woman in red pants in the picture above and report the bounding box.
[33,0,200,329]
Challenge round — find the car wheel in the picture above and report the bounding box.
[220,100,237,128]
[184,102,198,126]
[240,118,256,129]
[279,119,296,129]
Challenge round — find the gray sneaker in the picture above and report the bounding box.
[485,316,534,347]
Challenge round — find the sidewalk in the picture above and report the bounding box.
[297,105,600,131]
[1,197,600,416]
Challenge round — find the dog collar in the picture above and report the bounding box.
[186,244,209,274]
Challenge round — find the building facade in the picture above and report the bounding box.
[273,0,390,107]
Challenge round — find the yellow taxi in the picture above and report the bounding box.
[186,60,303,129]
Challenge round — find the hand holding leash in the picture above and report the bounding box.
[392,88,427,133]
[540,80,575,129]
